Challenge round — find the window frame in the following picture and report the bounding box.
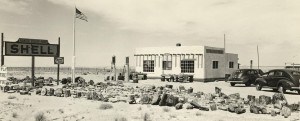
[213,61,219,69]
[181,60,195,73]
[229,61,234,68]
[143,60,154,72]
[162,61,172,70]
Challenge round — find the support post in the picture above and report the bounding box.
[112,56,116,81]
[57,37,60,85]
[125,57,129,82]
[250,60,253,69]
[1,33,4,66]
[31,56,35,87]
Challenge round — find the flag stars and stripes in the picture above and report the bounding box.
[76,8,88,22]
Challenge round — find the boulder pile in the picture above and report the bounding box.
[1,76,300,118]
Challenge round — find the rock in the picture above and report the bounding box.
[271,109,277,116]
[55,88,63,97]
[178,85,185,92]
[250,105,260,114]
[214,97,225,104]
[218,105,228,111]
[210,103,217,111]
[103,98,109,102]
[92,92,99,100]
[64,89,71,97]
[20,90,28,95]
[159,94,168,106]
[141,95,152,104]
[261,107,268,114]
[49,88,55,96]
[281,106,291,118]
[205,93,214,101]
[247,95,255,103]
[228,93,240,100]
[87,91,93,100]
[235,107,246,114]
[186,104,194,109]
[165,85,173,89]
[166,95,179,106]
[129,95,136,104]
[175,103,183,110]
[272,93,286,104]
[215,87,221,94]
[187,87,193,94]
[259,95,272,105]
[76,91,82,98]
[41,88,48,96]
[190,101,209,111]
[274,102,282,109]
[36,88,42,95]
[228,103,238,112]
[178,97,185,103]
[288,103,300,112]
[151,94,161,105]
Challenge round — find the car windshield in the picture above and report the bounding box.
[291,71,300,76]
[232,70,244,77]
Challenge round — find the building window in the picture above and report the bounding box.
[213,61,218,69]
[229,62,234,68]
[163,61,172,70]
[206,49,224,54]
[181,61,194,73]
[143,60,154,72]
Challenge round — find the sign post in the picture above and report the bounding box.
[56,38,61,85]
[31,56,35,86]
[1,33,4,66]
[54,57,64,85]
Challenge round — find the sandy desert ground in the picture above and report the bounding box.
[1,73,300,121]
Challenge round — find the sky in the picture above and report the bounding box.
[0,0,299,67]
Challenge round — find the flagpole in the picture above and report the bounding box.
[72,6,76,83]
[257,45,260,69]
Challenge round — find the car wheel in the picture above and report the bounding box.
[256,83,262,91]
[230,83,235,86]
[297,90,300,95]
[278,85,286,94]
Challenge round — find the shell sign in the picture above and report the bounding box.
[5,38,59,57]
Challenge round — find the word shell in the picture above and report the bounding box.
[5,42,58,57]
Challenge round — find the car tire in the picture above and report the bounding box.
[256,83,262,91]
[230,83,235,86]
[278,85,286,94]
[297,90,300,95]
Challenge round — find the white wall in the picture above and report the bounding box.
[204,46,238,79]
[135,45,238,80]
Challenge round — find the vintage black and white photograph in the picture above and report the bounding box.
[0,0,299,121]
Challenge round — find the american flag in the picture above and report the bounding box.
[76,8,88,22]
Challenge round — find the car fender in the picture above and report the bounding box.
[277,80,294,90]
[255,78,267,85]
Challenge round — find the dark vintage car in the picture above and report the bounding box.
[227,69,261,86]
[255,69,300,94]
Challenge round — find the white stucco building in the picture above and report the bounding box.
[134,44,238,82]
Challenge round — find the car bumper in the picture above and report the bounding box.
[227,80,245,84]
[291,87,300,90]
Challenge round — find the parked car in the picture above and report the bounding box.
[255,69,300,94]
[256,69,264,76]
[227,69,260,86]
